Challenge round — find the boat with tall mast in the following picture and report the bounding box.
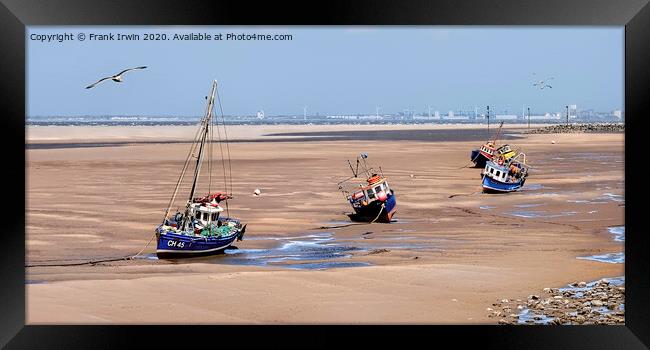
[155,80,246,259]
[337,153,397,223]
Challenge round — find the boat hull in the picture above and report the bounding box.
[156,221,245,259]
[481,175,525,193]
[348,192,397,223]
[470,149,491,168]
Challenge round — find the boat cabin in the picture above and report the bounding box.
[479,142,496,158]
[348,176,392,207]
[483,161,527,183]
[496,144,517,159]
[188,201,224,229]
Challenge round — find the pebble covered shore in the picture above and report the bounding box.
[525,123,624,134]
[489,278,625,325]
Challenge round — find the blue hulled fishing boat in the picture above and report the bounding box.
[338,153,397,223]
[155,80,246,259]
[481,152,529,193]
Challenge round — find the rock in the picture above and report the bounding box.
[528,295,540,301]
[525,123,624,135]
[592,300,603,307]
[498,319,509,325]
[501,299,509,303]
[551,140,556,144]
[253,188,261,196]
[486,307,493,312]
[578,282,587,288]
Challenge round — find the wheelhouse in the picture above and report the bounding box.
[479,142,496,158]
[348,177,392,207]
[483,162,510,183]
[188,201,224,229]
[496,144,517,160]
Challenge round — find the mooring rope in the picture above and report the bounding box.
[457,152,482,169]
[370,203,386,223]
[25,256,133,268]
[318,203,387,229]
[130,230,158,259]
[26,229,159,268]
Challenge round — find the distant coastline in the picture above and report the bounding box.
[26,115,625,127]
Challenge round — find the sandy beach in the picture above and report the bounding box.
[25,124,624,324]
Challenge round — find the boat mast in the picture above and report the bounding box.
[187,80,217,203]
[176,80,217,229]
[492,121,504,143]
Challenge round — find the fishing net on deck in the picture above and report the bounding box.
[199,224,233,237]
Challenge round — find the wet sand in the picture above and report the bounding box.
[25,124,624,324]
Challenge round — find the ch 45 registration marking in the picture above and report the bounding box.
[167,240,185,248]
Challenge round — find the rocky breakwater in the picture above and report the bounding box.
[488,278,625,325]
[525,123,624,134]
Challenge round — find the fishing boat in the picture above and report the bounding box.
[155,80,246,259]
[481,152,529,193]
[338,153,397,223]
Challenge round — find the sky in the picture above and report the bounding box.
[27,26,623,117]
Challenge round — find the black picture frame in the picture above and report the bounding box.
[2,0,648,348]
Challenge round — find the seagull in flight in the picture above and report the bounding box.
[85,66,147,89]
[532,73,554,89]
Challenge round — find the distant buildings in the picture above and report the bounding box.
[326,115,383,120]
[288,106,623,123]
[494,114,518,120]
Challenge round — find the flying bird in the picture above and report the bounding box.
[85,66,147,89]
[532,73,554,89]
